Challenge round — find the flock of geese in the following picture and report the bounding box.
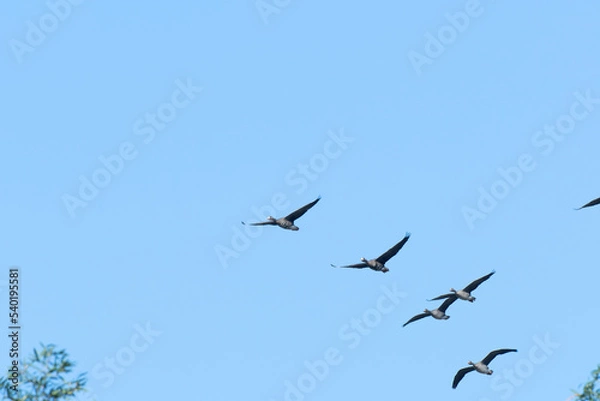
[242,193,600,389]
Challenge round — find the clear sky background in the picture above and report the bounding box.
[1,1,599,400]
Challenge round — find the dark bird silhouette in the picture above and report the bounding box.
[242,196,320,231]
[452,348,517,389]
[575,196,600,210]
[402,297,456,327]
[330,232,411,273]
[427,270,495,303]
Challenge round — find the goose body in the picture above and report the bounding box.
[428,270,495,303]
[453,290,472,301]
[471,361,492,374]
[330,233,411,273]
[242,196,320,231]
[402,297,456,327]
[452,348,517,388]
[429,308,449,320]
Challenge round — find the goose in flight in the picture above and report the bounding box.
[452,348,518,388]
[427,270,495,303]
[575,196,600,210]
[330,233,411,273]
[402,297,456,327]
[242,196,320,231]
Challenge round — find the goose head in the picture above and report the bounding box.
[360,257,368,263]
[468,296,476,302]
[266,216,276,222]
[450,287,457,293]
[381,267,389,273]
[468,361,474,366]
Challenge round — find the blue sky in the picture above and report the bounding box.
[1,1,599,400]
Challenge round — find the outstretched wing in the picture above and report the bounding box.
[402,312,429,327]
[452,366,475,389]
[427,293,454,302]
[330,263,369,269]
[437,296,457,313]
[463,270,496,293]
[481,348,517,365]
[284,196,321,222]
[241,221,275,226]
[575,196,600,210]
[376,232,411,264]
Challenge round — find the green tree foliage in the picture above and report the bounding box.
[572,365,600,401]
[0,344,89,401]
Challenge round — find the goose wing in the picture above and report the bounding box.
[241,220,276,226]
[427,293,454,301]
[575,196,600,210]
[402,312,429,327]
[375,232,411,264]
[452,366,476,389]
[481,348,517,365]
[330,263,369,269]
[437,296,457,313]
[284,196,321,222]
[463,270,496,293]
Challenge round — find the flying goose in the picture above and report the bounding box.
[575,196,600,210]
[402,297,457,327]
[427,270,495,303]
[452,348,518,388]
[242,196,320,231]
[330,233,411,273]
